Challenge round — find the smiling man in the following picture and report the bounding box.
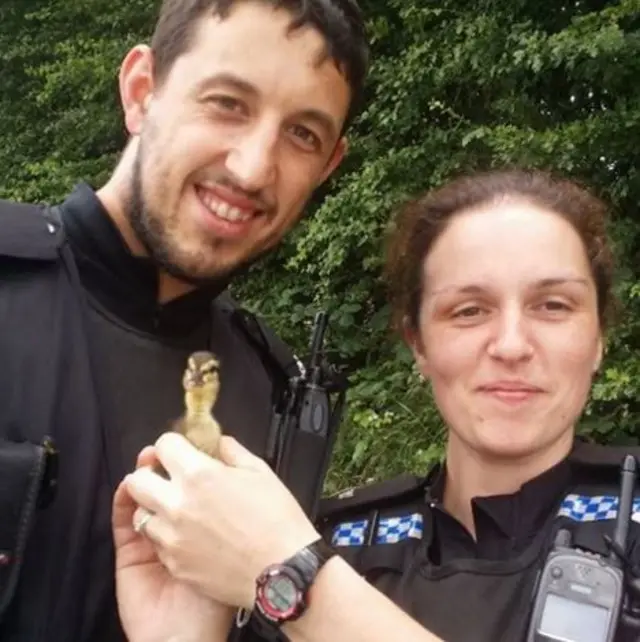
[0,1,368,641]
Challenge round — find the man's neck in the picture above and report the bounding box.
[96,170,197,305]
[442,431,574,538]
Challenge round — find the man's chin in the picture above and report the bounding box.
[159,261,235,289]
[157,248,264,290]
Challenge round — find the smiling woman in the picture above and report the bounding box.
[387,169,612,474]
[314,169,640,642]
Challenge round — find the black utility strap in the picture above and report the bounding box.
[0,440,54,618]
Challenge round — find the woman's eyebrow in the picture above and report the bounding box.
[429,276,590,297]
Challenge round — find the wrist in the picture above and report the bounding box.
[281,555,339,637]
[243,536,336,638]
[245,527,321,609]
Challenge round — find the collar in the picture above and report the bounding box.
[60,183,229,337]
[426,451,573,542]
[0,199,64,260]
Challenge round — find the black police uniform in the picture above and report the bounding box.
[318,440,640,642]
[0,185,299,642]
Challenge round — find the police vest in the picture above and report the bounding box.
[317,441,640,642]
[0,199,322,641]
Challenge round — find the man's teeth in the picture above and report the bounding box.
[199,191,252,222]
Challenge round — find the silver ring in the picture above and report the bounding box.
[134,510,153,535]
[235,608,252,628]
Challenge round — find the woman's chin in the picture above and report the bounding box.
[471,425,551,462]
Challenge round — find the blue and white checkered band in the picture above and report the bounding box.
[558,494,640,523]
[331,513,424,547]
[331,494,640,547]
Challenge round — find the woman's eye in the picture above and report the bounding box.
[452,305,483,318]
[540,299,571,312]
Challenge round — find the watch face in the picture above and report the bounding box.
[258,570,302,620]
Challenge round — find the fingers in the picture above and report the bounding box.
[125,466,177,516]
[153,432,267,478]
[112,480,137,541]
[132,506,172,549]
[155,432,220,478]
[132,506,154,534]
[136,445,157,470]
[217,436,268,471]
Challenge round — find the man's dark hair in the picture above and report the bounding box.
[150,0,370,132]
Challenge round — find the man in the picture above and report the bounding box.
[0,1,369,640]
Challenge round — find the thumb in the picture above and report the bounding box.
[112,480,137,547]
[136,445,157,470]
[218,436,268,471]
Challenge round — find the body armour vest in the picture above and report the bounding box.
[317,442,640,642]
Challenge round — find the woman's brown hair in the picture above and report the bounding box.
[384,169,615,335]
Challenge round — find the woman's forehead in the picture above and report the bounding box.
[423,200,593,289]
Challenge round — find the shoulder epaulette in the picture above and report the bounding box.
[570,439,640,469]
[215,291,302,382]
[0,200,63,261]
[317,473,428,521]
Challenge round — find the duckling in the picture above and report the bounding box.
[155,350,222,477]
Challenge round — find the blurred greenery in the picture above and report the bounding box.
[1,0,638,495]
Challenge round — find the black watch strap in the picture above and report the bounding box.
[247,538,336,640]
[289,538,335,585]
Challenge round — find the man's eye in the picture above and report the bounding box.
[207,95,243,112]
[288,124,320,149]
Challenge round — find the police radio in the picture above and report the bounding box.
[527,455,638,642]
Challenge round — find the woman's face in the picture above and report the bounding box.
[411,198,603,461]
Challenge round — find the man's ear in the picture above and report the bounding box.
[318,136,348,186]
[119,45,156,136]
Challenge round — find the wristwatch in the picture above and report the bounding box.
[249,537,336,638]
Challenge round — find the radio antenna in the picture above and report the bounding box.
[610,454,638,567]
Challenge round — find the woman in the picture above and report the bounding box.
[114,168,639,642]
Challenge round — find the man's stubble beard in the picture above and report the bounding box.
[123,135,298,293]
[124,144,238,289]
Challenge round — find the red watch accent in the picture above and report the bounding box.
[251,538,336,637]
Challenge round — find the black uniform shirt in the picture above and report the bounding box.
[320,442,640,642]
[425,457,572,564]
[58,184,273,642]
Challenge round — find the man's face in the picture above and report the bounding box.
[120,2,351,283]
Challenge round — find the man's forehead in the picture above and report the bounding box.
[172,11,351,126]
[187,5,339,73]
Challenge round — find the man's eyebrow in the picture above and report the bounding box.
[195,73,341,140]
[196,72,259,97]
[430,277,591,297]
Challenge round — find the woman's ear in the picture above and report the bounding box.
[592,334,605,376]
[403,317,430,380]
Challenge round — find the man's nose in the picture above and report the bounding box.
[225,124,278,193]
[487,309,534,363]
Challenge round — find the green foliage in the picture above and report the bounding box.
[1,0,639,494]
[235,0,640,492]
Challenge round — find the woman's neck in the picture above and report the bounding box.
[442,432,574,538]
